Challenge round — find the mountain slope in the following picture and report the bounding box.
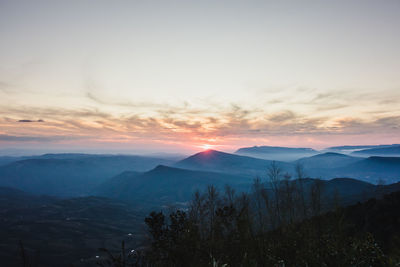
[0,190,145,267]
[95,165,252,207]
[336,157,400,183]
[327,144,400,153]
[352,145,400,156]
[296,152,362,169]
[175,150,292,177]
[235,146,317,161]
[0,155,173,197]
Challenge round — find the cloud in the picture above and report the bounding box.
[268,111,297,122]
[1,100,400,147]
[17,119,44,123]
[0,134,83,142]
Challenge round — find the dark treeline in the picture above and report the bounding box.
[140,163,400,267]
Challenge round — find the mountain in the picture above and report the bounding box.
[175,150,292,177]
[0,153,98,166]
[352,145,400,156]
[294,154,400,184]
[0,155,174,197]
[0,156,23,167]
[97,162,400,210]
[327,144,400,153]
[0,189,145,267]
[296,152,362,169]
[336,157,400,184]
[0,186,58,210]
[235,146,318,161]
[260,177,400,208]
[96,165,252,207]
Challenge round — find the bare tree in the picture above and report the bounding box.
[223,184,236,208]
[205,185,220,244]
[282,172,295,224]
[310,179,324,217]
[295,162,308,219]
[267,161,283,226]
[252,177,266,232]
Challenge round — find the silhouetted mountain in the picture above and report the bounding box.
[352,145,400,156]
[175,150,292,177]
[296,152,362,169]
[0,190,145,267]
[0,155,174,197]
[96,165,251,208]
[235,146,318,161]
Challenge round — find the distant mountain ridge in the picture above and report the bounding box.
[0,155,174,197]
[352,145,400,156]
[96,164,251,207]
[327,144,400,153]
[236,146,317,153]
[175,149,292,177]
[296,152,362,169]
[301,156,400,184]
[235,146,318,161]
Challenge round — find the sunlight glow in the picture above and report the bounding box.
[201,144,214,150]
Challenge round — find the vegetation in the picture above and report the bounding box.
[143,164,400,266]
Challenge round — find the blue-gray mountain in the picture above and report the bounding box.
[352,145,400,156]
[0,155,173,197]
[295,152,363,169]
[235,145,318,161]
[95,165,252,208]
[175,150,292,177]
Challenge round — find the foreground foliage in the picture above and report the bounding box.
[144,169,400,266]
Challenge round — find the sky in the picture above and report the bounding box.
[0,0,399,154]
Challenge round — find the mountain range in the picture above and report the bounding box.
[0,155,173,197]
[351,145,400,156]
[0,147,399,266]
[95,165,251,208]
[234,145,318,161]
[175,149,292,177]
[0,149,399,201]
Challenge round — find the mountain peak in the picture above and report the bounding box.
[194,149,224,156]
[314,152,349,157]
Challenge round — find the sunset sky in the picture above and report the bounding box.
[1,0,400,154]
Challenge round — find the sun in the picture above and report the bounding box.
[201,144,214,150]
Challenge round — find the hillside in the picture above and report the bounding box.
[175,150,292,177]
[296,152,362,169]
[0,155,173,197]
[336,156,400,184]
[95,165,251,208]
[0,189,146,267]
[235,146,317,161]
[352,145,400,156]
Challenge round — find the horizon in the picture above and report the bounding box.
[1,143,399,157]
[1,0,399,153]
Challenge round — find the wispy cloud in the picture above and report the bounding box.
[1,90,400,149]
[0,134,84,142]
[17,119,44,123]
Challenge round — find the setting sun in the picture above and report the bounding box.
[200,144,214,150]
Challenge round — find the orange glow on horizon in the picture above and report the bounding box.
[200,144,214,150]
